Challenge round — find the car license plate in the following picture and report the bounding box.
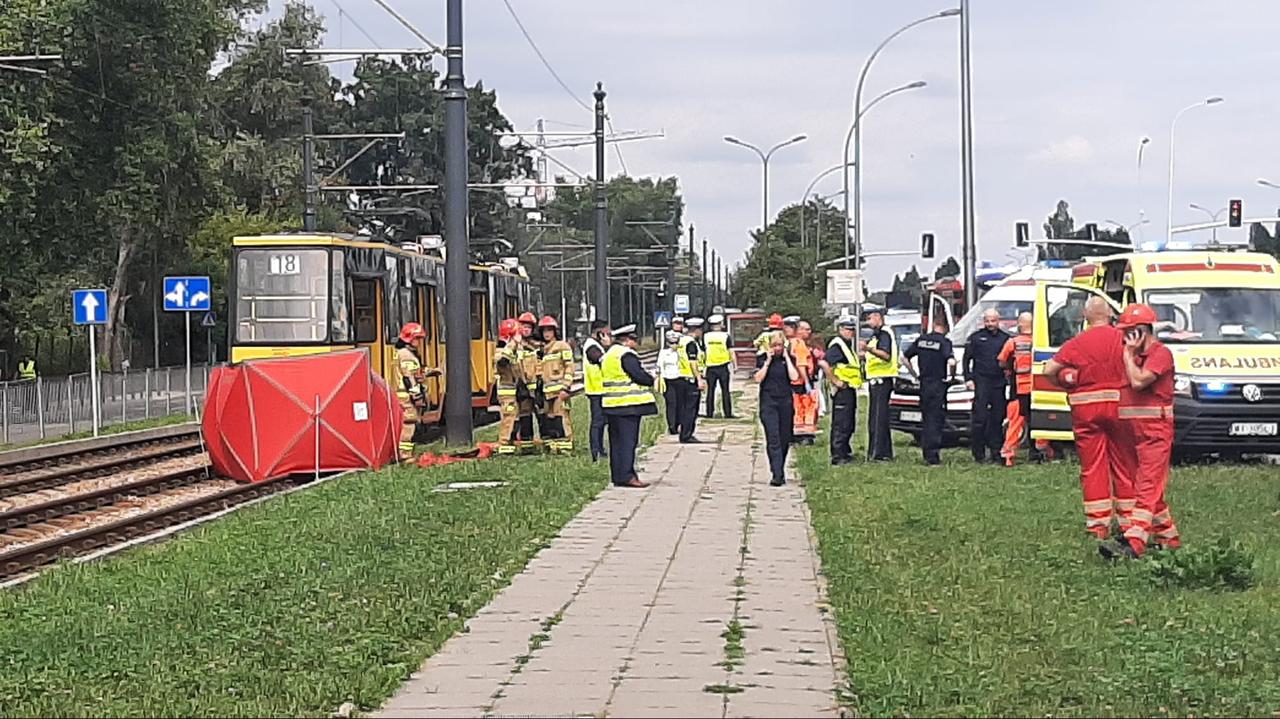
[901,410,922,423]
[1229,422,1278,436]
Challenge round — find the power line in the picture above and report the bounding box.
[499,0,590,113]
[329,0,382,48]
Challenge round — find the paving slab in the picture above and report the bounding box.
[374,387,844,718]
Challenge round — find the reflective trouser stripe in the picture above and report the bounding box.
[1069,389,1121,405]
[1073,401,1135,538]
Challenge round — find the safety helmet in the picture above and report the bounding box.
[498,318,520,341]
[1117,303,1158,329]
[399,322,427,343]
[538,315,559,329]
[517,311,538,325]
[768,313,784,329]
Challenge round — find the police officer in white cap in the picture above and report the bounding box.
[679,316,707,442]
[703,314,735,418]
[600,324,657,488]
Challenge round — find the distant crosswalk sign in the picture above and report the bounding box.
[201,311,217,328]
[654,311,672,328]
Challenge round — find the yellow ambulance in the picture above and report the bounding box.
[1029,249,1280,458]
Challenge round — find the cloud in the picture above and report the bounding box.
[1029,136,1097,165]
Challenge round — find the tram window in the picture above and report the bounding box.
[330,251,350,343]
[470,293,486,340]
[235,249,329,343]
[421,287,436,340]
[398,284,416,334]
[352,279,377,343]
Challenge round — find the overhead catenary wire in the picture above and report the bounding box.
[328,0,382,49]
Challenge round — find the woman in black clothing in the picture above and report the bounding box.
[755,331,801,486]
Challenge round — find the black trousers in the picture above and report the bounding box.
[971,378,1006,461]
[663,381,682,434]
[679,381,701,441]
[705,364,733,417]
[829,387,857,462]
[867,379,894,460]
[588,394,607,460]
[920,379,947,464]
[606,414,641,485]
[759,393,794,480]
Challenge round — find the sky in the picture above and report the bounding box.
[262,0,1280,289]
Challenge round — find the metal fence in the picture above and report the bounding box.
[1,365,213,446]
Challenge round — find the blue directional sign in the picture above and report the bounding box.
[163,276,212,312]
[654,310,673,328]
[73,289,109,326]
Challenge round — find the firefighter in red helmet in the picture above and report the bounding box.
[494,318,525,455]
[1102,303,1181,560]
[538,314,576,453]
[394,322,440,461]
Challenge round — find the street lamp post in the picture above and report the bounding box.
[1166,96,1224,240]
[724,134,808,230]
[843,80,928,270]
[801,162,854,250]
[1136,136,1150,241]
[850,8,958,273]
[1189,203,1227,243]
[958,0,977,308]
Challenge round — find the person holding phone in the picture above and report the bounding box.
[755,331,801,486]
[1101,304,1181,560]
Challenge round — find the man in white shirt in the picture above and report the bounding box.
[656,330,685,435]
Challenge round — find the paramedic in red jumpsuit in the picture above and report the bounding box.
[1100,303,1181,560]
[1044,296,1136,543]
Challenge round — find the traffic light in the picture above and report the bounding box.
[1015,222,1030,248]
[921,233,935,259]
[1229,199,1243,227]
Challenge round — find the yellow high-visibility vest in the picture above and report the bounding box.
[704,331,733,367]
[582,338,605,396]
[17,360,36,381]
[864,329,899,379]
[676,336,696,378]
[827,336,864,389]
[601,345,656,409]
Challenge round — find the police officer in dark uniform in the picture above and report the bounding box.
[963,308,1009,463]
[904,320,956,466]
[821,317,864,465]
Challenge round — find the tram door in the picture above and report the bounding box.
[352,278,384,377]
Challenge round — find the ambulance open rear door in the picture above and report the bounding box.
[1029,282,1121,442]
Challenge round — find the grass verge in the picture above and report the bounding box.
[0,399,660,717]
[798,422,1280,717]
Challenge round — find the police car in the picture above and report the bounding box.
[888,264,1070,444]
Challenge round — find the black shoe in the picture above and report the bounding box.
[679,437,703,444]
[1098,539,1139,561]
[726,414,738,419]
[770,477,786,487]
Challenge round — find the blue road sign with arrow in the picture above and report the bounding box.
[163,276,212,312]
[72,289,109,326]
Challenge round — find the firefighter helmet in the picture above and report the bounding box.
[498,318,520,341]
[538,315,559,329]
[398,322,427,343]
[768,313,784,329]
[1117,303,1158,329]
[517,311,538,325]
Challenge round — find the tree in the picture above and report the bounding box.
[934,256,961,280]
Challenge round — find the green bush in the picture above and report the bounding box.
[1147,536,1256,591]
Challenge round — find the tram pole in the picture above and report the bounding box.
[443,0,473,445]
[593,83,609,325]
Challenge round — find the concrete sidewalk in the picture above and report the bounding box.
[376,392,844,718]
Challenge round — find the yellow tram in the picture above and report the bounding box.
[229,233,532,424]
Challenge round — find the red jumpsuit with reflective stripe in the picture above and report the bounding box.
[1054,325,1136,538]
[1119,340,1180,554]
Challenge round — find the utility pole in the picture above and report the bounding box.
[593,83,609,325]
[714,253,721,308]
[302,98,317,232]
[443,0,472,445]
[702,240,710,314]
[959,0,978,309]
[667,200,678,314]
[687,224,695,309]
